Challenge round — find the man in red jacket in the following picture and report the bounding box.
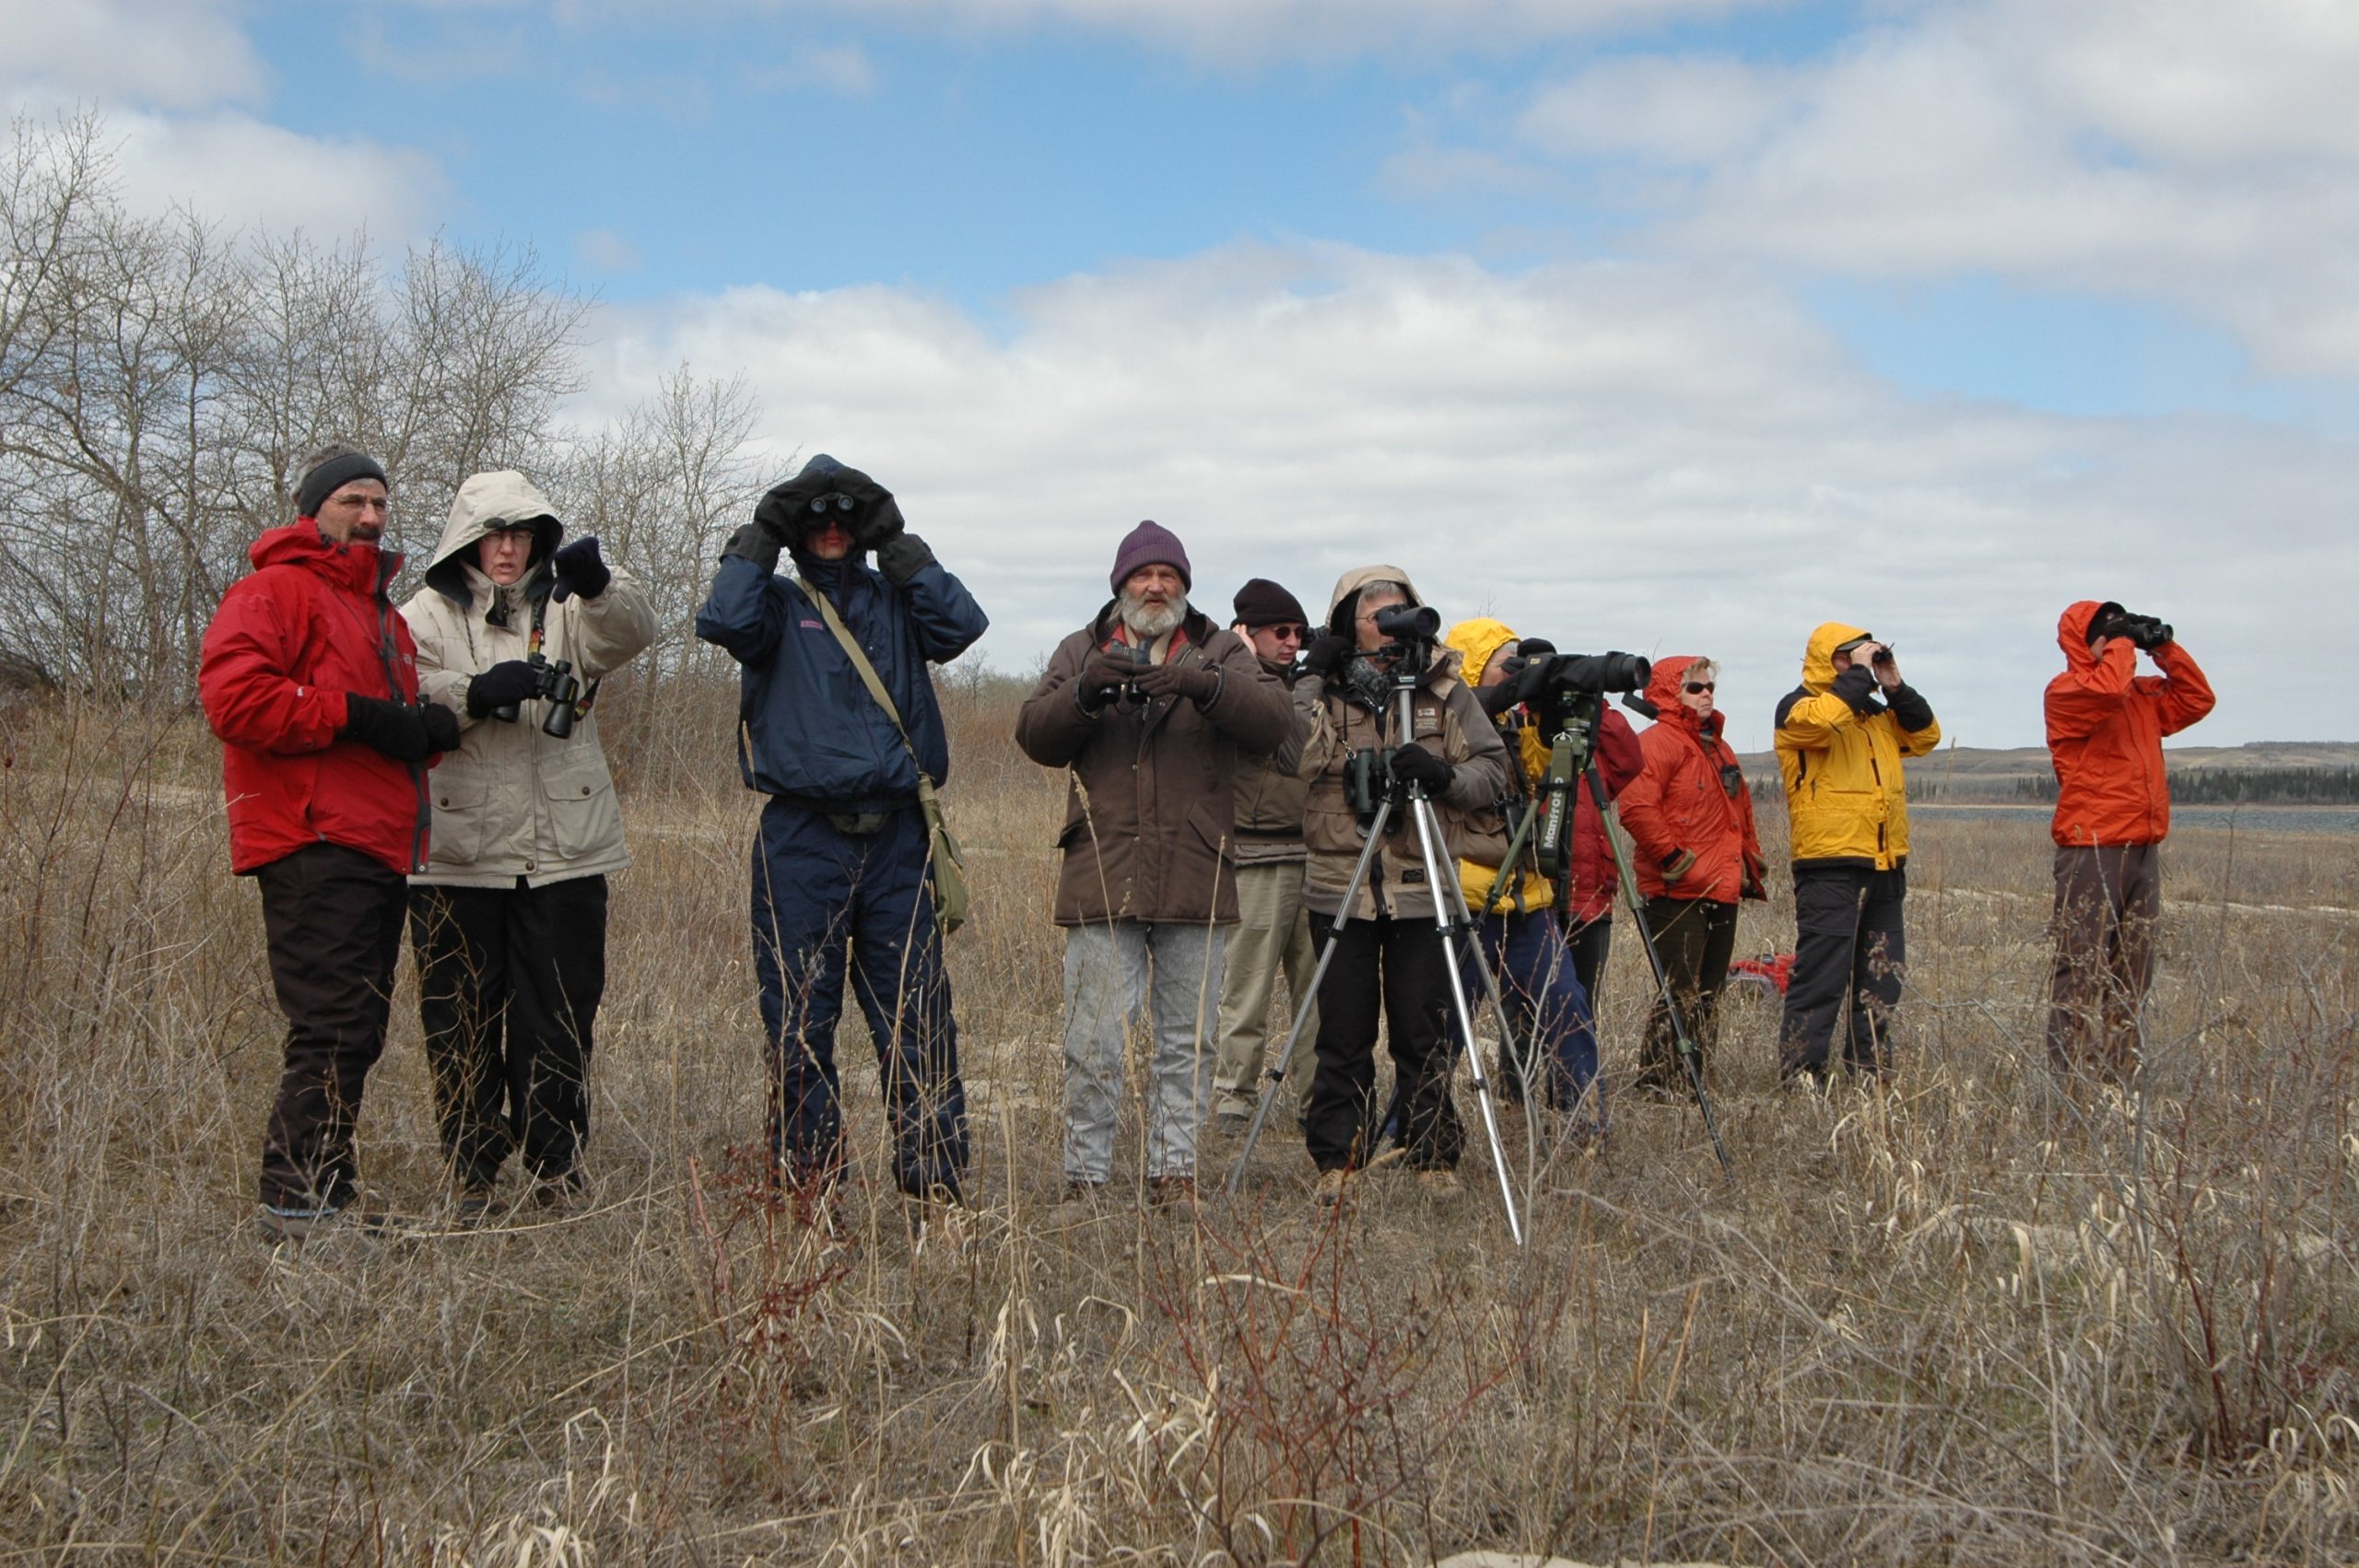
[2044,602,2214,1078]
[198,444,459,1242]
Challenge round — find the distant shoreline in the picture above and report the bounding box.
[1911,802,2359,813]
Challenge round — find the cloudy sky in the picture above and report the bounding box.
[9,0,2351,749]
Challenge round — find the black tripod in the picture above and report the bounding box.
[1524,693,1735,1177]
[1226,661,1527,1246]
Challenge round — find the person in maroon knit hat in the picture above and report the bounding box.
[1015,522,1294,1206]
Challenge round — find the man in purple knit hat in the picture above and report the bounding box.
[1016,521,1295,1206]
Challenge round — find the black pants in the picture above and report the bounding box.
[1778,865,1907,1079]
[1564,914,1613,1018]
[1635,895,1738,1092]
[409,876,608,1189]
[254,844,408,1212]
[1302,913,1462,1173]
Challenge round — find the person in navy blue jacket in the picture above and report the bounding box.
[696,454,988,1214]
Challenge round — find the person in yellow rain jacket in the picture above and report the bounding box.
[1772,622,1941,1085]
[1443,617,1641,1130]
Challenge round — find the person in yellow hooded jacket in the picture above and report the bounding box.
[1772,622,1940,1083]
[1443,617,1640,1132]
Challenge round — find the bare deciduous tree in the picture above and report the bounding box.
[0,110,757,722]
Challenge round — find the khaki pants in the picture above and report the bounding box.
[1212,861,1320,1117]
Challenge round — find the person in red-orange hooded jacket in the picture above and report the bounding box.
[198,443,461,1243]
[1617,656,1767,1095]
[2043,601,2214,1077]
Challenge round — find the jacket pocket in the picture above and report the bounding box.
[541,753,619,861]
[428,775,490,868]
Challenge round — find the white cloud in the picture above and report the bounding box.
[0,1,447,248]
[1513,0,2359,376]
[0,0,265,111]
[513,0,1784,64]
[742,41,877,96]
[1520,56,1802,166]
[581,245,2355,747]
[101,110,449,245]
[575,226,644,273]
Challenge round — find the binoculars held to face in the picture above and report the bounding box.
[493,652,582,738]
[2094,609,2172,651]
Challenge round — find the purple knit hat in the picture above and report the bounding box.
[1109,520,1191,594]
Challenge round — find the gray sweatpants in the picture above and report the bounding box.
[1062,919,1223,1183]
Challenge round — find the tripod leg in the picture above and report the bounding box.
[1407,793,1525,1246]
[1585,764,1734,1178]
[1416,798,1543,1175]
[1225,794,1395,1195]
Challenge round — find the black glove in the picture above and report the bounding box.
[721,521,781,574]
[550,535,610,603]
[421,702,461,754]
[1497,654,1561,711]
[1660,848,1698,884]
[340,695,434,763]
[1075,646,1140,714]
[1389,741,1454,795]
[874,532,935,586]
[1513,637,1556,659]
[1831,662,1881,715]
[1135,659,1220,705]
[851,496,908,551]
[1301,634,1354,681]
[465,660,541,718]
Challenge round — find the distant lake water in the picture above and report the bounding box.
[1908,803,2359,837]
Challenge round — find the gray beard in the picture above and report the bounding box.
[1119,591,1187,641]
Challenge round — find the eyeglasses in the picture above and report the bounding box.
[1258,624,1307,641]
[1684,681,1715,694]
[807,493,856,514]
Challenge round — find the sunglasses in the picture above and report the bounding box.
[807,493,856,515]
[1684,681,1715,694]
[1257,624,1307,640]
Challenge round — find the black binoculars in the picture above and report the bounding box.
[1345,746,1414,829]
[2095,609,2172,650]
[493,652,582,738]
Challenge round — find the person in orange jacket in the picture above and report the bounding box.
[2043,602,2214,1077]
[1617,656,1767,1094]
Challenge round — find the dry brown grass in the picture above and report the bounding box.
[3,694,2356,1565]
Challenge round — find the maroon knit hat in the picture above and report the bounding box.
[1109,520,1191,594]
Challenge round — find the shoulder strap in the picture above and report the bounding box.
[799,577,929,781]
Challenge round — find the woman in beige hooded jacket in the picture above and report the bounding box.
[400,470,656,1211]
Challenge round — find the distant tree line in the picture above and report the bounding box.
[2011,769,2359,804]
[0,111,766,741]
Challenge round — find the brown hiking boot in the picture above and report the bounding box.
[1311,1168,1349,1208]
[1148,1174,1197,1208]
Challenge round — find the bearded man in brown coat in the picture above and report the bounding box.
[1015,522,1295,1205]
